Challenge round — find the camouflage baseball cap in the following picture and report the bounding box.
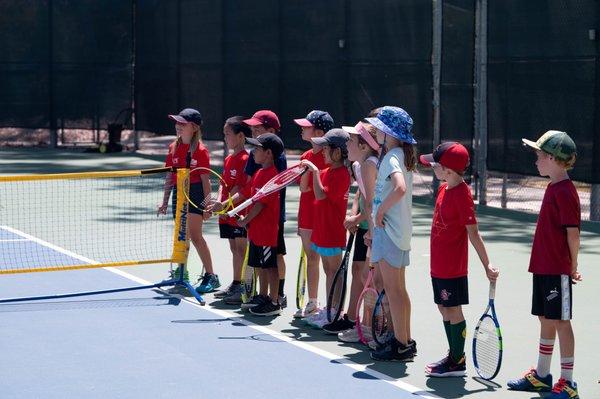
[522,130,576,161]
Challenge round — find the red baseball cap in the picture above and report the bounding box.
[419,142,470,173]
[243,110,281,131]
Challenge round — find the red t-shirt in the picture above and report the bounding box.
[219,149,250,226]
[311,165,350,248]
[529,179,580,275]
[164,142,210,184]
[247,166,280,247]
[430,182,477,279]
[298,149,327,230]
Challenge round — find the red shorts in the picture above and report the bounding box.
[297,194,315,230]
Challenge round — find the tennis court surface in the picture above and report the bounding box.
[1,148,599,399]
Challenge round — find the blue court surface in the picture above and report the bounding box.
[0,228,435,399]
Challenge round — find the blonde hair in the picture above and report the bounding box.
[173,123,202,154]
[556,154,577,170]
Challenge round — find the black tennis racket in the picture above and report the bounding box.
[472,282,503,380]
[326,233,355,323]
[372,289,392,346]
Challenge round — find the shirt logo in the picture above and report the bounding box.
[173,157,178,164]
[230,170,237,178]
[191,159,197,167]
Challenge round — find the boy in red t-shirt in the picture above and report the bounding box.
[293,110,334,318]
[301,129,351,329]
[419,142,498,377]
[209,116,251,304]
[508,131,581,399]
[234,133,284,317]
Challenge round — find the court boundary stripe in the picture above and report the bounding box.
[2,226,439,399]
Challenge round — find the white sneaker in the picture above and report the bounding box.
[306,309,333,328]
[338,327,359,343]
[293,300,319,319]
[303,308,326,326]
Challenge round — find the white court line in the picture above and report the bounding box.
[1,225,439,399]
[0,239,30,242]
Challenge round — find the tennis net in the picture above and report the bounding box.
[0,168,188,274]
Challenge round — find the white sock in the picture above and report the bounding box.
[560,357,574,382]
[536,338,555,378]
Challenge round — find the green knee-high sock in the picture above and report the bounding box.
[449,320,467,362]
[443,320,451,348]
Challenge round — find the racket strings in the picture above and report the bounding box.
[357,289,378,327]
[474,317,501,378]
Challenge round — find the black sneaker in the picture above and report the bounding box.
[322,314,355,335]
[278,294,288,309]
[370,337,415,362]
[240,294,269,310]
[409,339,417,356]
[249,301,282,317]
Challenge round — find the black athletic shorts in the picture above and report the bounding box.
[248,241,278,269]
[219,223,247,239]
[432,276,469,307]
[532,274,572,320]
[171,183,205,217]
[276,220,286,256]
[352,228,368,262]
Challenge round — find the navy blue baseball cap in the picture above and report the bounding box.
[365,106,416,144]
[311,128,349,150]
[294,110,335,132]
[246,133,284,158]
[168,108,203,125]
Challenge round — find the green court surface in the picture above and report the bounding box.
[1,148,598,399]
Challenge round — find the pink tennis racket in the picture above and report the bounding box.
[226,164,307,217]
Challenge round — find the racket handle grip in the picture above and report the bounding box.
[227,198,253,217]
[489,281,496,300]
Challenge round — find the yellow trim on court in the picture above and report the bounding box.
[0,167,171,182]
[0,259,174,275]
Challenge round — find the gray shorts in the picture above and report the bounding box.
[371,227,410,268]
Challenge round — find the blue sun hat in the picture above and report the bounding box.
[365,106,416,144]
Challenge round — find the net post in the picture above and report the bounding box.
[170,167,202,302]
[474,0,488,205]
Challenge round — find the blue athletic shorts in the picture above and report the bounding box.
[371,227,410,268]
[311,243,344,257]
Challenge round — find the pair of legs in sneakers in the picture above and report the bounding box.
[425,305,467,377]
[168,212,221,296]
[507,316,578,398]
[243,240,286,317]
[214,234,248,304]
[369,260,415,362]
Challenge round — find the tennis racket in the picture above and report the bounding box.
[240,244,256,303]
[185,167,234,215]
[355,264,379,345]
[295,247,308,310]
[372,289,392,346]
[326,233,355,323]
[226,164,307,217]
[472,281,503,380]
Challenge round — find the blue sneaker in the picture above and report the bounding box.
[507,368,552,392]
[194,273,221,294]
[547,378,578,398]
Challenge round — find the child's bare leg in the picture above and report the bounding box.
[189,214,213,274]
[299,230,320,300]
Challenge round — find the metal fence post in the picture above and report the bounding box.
[432,0,442,195]
[474,0,488,205]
